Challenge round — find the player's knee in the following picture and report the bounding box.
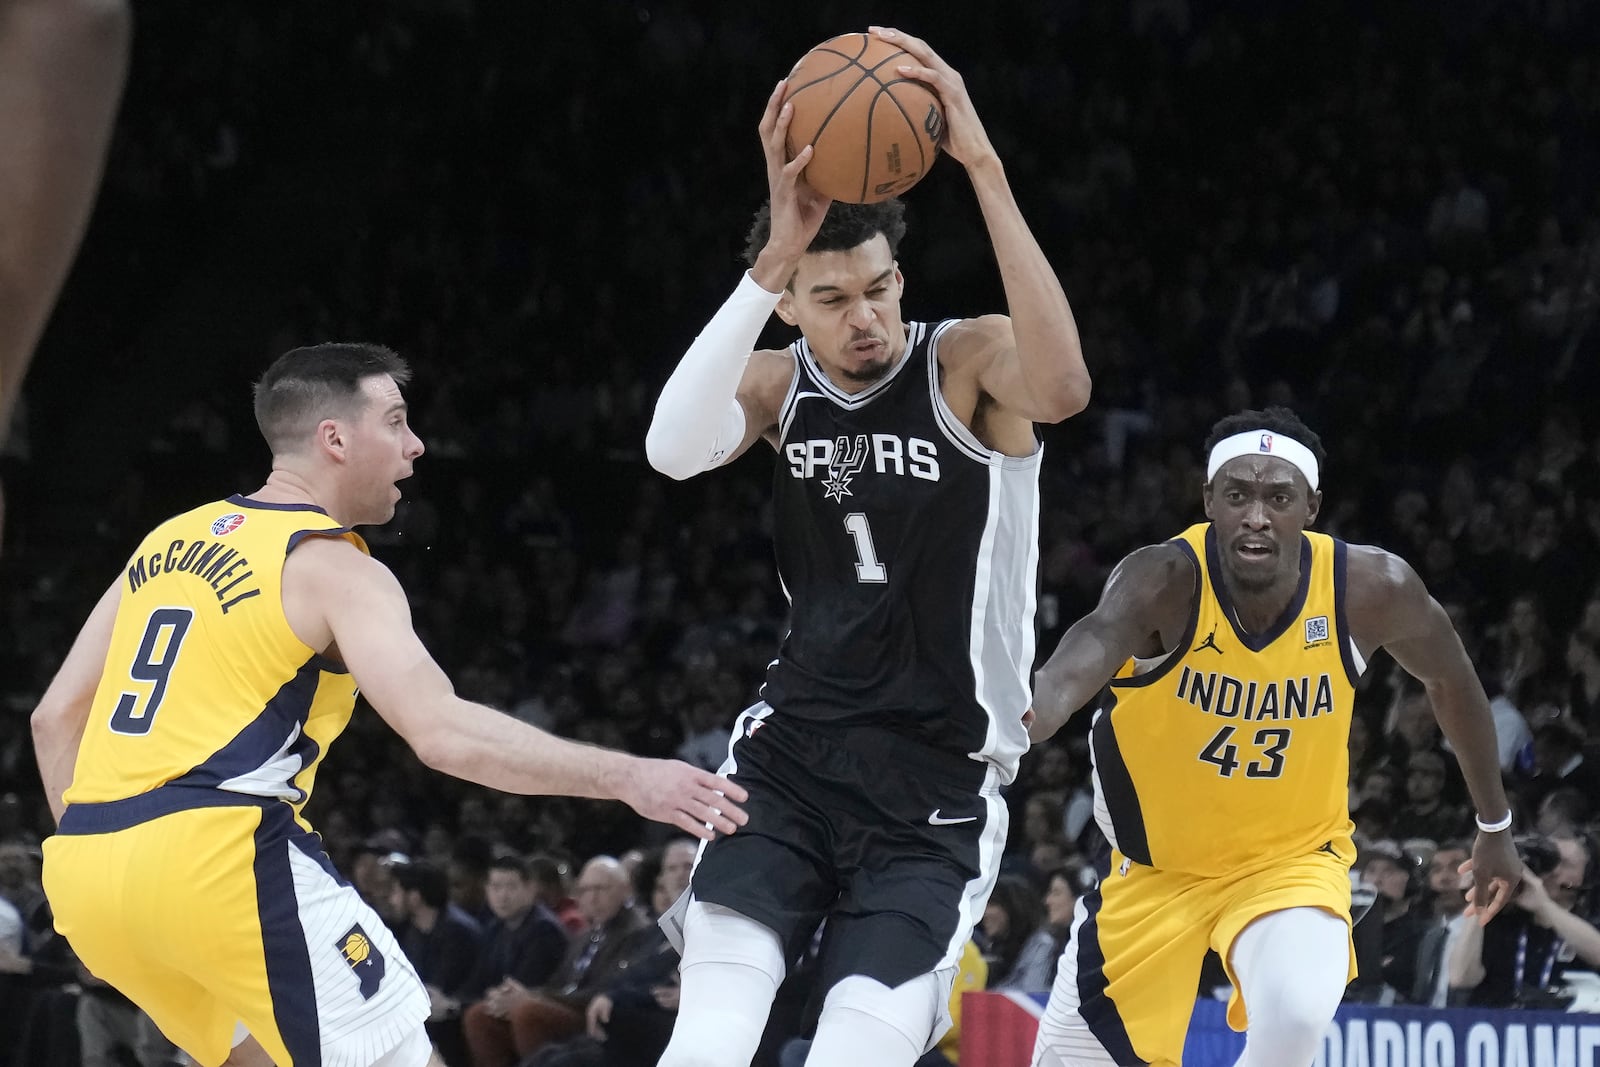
[679,900,786,985]
[818,973,945,1049]
[1249,977,1340,1044]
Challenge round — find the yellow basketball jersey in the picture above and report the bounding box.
[1091,523,1359,877]
[65,496,367,828]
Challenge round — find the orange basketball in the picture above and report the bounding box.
[782,32,945,204]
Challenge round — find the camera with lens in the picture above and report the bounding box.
[1516,833,1561,877]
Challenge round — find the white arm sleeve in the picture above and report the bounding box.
[646,271,781,480]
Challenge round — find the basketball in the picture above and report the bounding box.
[783,32,945,204]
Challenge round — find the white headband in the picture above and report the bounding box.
[1206,429,1319,490]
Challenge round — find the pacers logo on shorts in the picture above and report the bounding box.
[335,923,385,1000]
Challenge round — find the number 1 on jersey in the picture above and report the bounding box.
[109,607,194,736]
[843,513,886,583]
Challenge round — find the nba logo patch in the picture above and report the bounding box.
[1258,433,1274,453]
[210,512,246,536]
[335,923,385,1000]
[1304,615,1330,645]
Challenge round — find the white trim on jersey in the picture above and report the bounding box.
[925,320,992,463]
[794,322,925,408]
[920,320,1044,784]
[777,342,806,442]
[1348,635,1367,676]
[1088,708,1121,855]
[936,763,1009,971]
[216,722,307,802]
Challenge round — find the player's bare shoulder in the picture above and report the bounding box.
[1343,541,1430,639]
[281,532,392,658]
[932,314,1013,377]
[1107,540,1197,630]
[742,345,798,441]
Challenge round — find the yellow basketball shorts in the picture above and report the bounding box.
[43,793,428,1067]
[1032,844,1355,1067]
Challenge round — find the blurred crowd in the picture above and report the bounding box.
[6,0,1600,1063]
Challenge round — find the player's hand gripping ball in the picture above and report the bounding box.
[782,32,944,203]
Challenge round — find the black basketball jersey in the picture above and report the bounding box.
[759,320,1041,783]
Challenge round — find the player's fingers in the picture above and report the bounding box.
[698,799,742,835]
[892,63,945,93]
[780,143,814,180]
[675,811,717,842]
[1477,878,1512,925]
[870,26,943,69]
[759,78,787,137]
[1458,857,1475,875]
[709,775,749,804]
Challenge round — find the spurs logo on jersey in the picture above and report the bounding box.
[786,432,941,490]
[822,434,868,501]
[763,319,1042,785]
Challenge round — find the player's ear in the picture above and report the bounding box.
[1306,488,1322,527]
[894,264,905,300]
[775,290,799,327]
[317,418,346,460]
[1201,480,1215,519]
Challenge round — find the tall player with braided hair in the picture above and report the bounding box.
[1027,406,1521,1067]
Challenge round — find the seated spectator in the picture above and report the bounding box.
[1445,833,1600,1008]
[1043,864,1087,969]
[451,834,495,924]
[350,836,410,926]
[463,855,649,1067]
[446,853,572,1015]
[530,852,587,935]
[390,858,485,1020]
[1535,786,1591,837]
[977,874,1057,993]
[1394,750,1471,843]
[1358,841,1429,997]
[531,848,702,1067]
[1411,840,1471,1006]
[1518,713,1600,815]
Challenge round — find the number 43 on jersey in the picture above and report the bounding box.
[1199,725,1289,779]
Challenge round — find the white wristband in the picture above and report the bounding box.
[1475,810,1512,833]
[645,271,780,480]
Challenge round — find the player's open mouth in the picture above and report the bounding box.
[849,339,884,356]
[1236,542,1273,560]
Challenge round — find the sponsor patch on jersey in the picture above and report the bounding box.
[1304,615,1330,646]
[210,512,247,536]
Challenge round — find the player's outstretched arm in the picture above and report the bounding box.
[0,0,131,437]
[872,26,1089,425]
[645,80,826,481]
[30,579,121,823]
[1030,544,1192,744]
[1348,544,1519,922]
[290,539,748,841]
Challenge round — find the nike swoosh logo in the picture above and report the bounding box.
[928,810,978,826]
